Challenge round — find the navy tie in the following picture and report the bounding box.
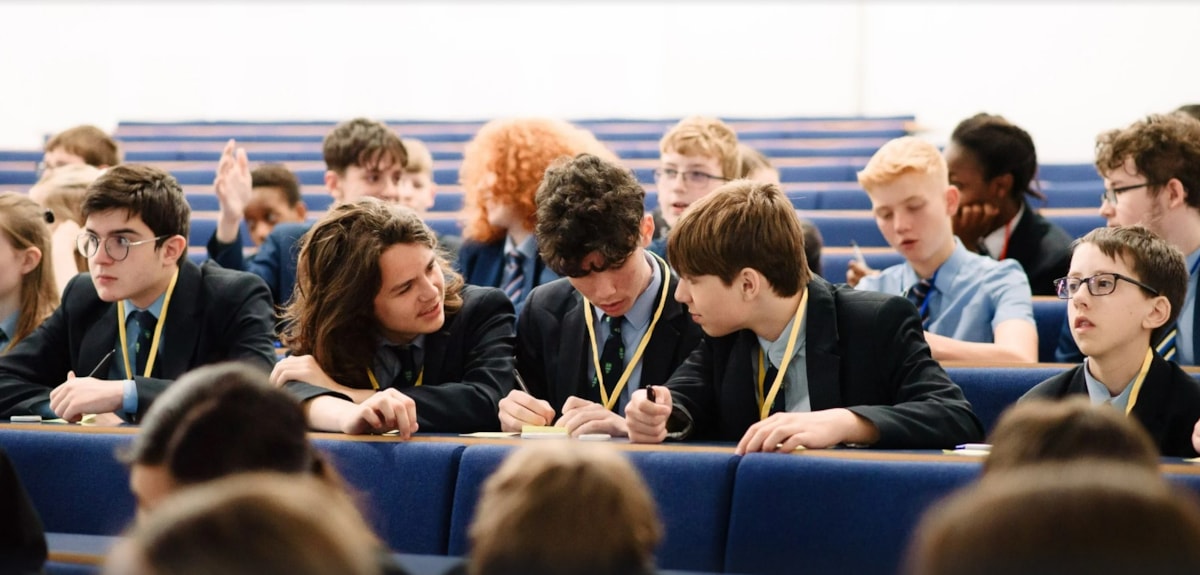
[131,310,157,375]
[762,361,784,415]
[502,251,526,304]
[594,316,626,397]
[906,278,935,325]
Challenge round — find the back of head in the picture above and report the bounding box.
[950,113,1041,201]
[401,138,434,174]
[535,153,646,277]
[667,180,809,297]
[738,143,777,181]
[29,163,104,226]
[107,474,380,575]
[857,136,948,192]
[1175,104,1200,123]
[0,192,58,347]
[249,164,302,206]
[82,164,190,245]
[659,116,740,180]
[984,396,1160,475]
[44,125,121,168]
[906,462,1200,575]
[468,443,661,575]
[1075,225,1188,343]
[322,118,407,175]
[1095,114,1200,211]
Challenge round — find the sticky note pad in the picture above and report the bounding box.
[521,425,569,439]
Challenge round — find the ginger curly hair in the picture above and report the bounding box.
[460,118,614,243]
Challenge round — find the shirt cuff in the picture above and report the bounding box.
[31,400,57,419]
[122,379,139,416]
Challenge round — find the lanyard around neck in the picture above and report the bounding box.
[583,252,671,412]
[756,288,809,421]
[367,366,424,390]
[1124,347,1155,416]
[117,268,180,379]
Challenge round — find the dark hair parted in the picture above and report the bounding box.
[281,198,463,390]
[535,153,646,277]
[44,125,121,168]
[251,164,302,206]
[1095,114,1200,210]
[1075,225,1187,343]
[668,180,809,297]
[81,164,190,246]
[123,362,332,486]
[322,118,407,175]
[951,113,1044,201]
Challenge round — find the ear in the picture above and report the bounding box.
[991,173,1014,201]
[1164,178,1188,210]
[160,235,188,267]
[325,170,343,201]
[18,246,42,275]
[1143,295,1172,332]
[737,267,762,301]
[944,185,961,216]
[638,213,655,247]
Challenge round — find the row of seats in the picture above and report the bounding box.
[5,424,1200,575]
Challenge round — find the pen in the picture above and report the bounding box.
[646,385,657,403]
[850,240,866,266]
[87,349,117,378]
[512,368,531,394]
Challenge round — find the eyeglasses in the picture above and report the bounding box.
[1053,273,1160,300]
[653,168,729,187]
[77,233,168,261]
[1100,182,1151,206]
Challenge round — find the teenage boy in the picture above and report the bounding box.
[42,125,121,172]
[851,137,1037,363]
[500,154,703,437]
[1025,226,1200,457]
[207,119,407,305]
[624,180,982,452]
[648,116,740,258]
[1056,114,1200,364]
[243,164,307,247]
[0,165,276,422]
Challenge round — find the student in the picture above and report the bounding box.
[945,113,1072,296]
[462,443,661,575]
[28,163,101,290]
[499,154,703,437]
[0,193,58,354]
[1024,226,1200,457]
[244,163,307,247]
[1177,104,1200,122]
[0,165,277,422]
[399,138,460,257]
[0,448,45,575]
[850,137,1038,363]
[208,119,407,305]
[648,116,740,259]
[42,124,121,172]
[737,142,825,276]
[456,118,609,313]
[1056,113,1200,364]
[624,180,983,452]
[272,199,515,435]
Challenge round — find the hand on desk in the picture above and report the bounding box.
[49,372,123,422]
[271,355,373,403]
[557,396,628,438]
[336,389,419,437]
[735,408,880,455]
[625,387,672,444]
[498,389,555,432]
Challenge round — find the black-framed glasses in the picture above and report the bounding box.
[76,232,168,261]
[1054,273,1160,300]
[1100,182,1152,206]
[653,168,729,187]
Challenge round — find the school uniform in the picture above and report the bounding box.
[455,236,557,316]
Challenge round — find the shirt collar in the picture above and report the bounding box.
[591,251,663,331]
[504,233,538,260]
[982,203,1025,258]
[123,291,167,321]
[756,296,809,368]
[1186,247,1200,277]
[902,237,970,291]
[0,311,17,342]
[1082,357,1135,411]
[376,334,426,353]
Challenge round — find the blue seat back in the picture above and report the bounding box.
[946,367,1064,434]
[1033,298,1068,362]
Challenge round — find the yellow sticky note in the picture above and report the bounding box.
[520,425,569,439]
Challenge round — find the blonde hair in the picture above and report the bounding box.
[29,163,102,273]
[0,192,58,350]
[659,116,741,180]
[402,138,434,174]
[468,443,662,575]
[857,136,947,191]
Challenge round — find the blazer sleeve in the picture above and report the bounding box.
[0,449,46,574]
[206,230,247,271]
[0,279,81,418]
[843,296,985,448]
[514,286,551,401]
[403,288,516,432]
[662,337,721,440]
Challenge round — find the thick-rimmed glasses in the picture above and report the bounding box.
[653,168,729,188]
[1101,182,1151,205]
[1054,273,1160,300]
[77,233,167,261]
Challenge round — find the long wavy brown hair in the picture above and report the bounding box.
[0,192,59,350]
[281,199,464,390]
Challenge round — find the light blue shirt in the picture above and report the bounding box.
[371,335,426,388]
[755,303,810,413]
[1176,248,1200,365]
[586,252,664,415]
[857,239,1034,343]
[108,293,166,416]
[0,311,17,352]
[1082,358,1135,412]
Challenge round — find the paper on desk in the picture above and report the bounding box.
[460,432,520,438]
[942,449,991,457]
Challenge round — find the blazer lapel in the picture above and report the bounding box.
[724,331,764,432]
[641,280,683,388]
[1129,355,1174,447]
[558,292,592,404]
[159,261,202,379]
[79,304,120,378]
[804,278,843,411]
[423,326,451,386]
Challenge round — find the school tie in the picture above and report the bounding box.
[906,277,935,325]
[131,310,157,375]
[394,345,418,388]
[502,250,526,304]
[594,316,626,393]
[762,361,784,415]
[1157,324,1179,361]
[0,328,9,352]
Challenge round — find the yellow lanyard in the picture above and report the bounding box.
[116,268,180,379]
[367,366,425,390]
[583,253,671,412]
[1124,347,1154,416]
[756,289,809,421]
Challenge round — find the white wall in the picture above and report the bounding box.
[1,1,1196,161]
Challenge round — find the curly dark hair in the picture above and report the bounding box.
[1095,114,1200,209]
[535,154,646,278]
[951,113,1044,201]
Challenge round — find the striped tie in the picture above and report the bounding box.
[906,277,935,325]
[502,251,526,304]
[1157,325,1179,361]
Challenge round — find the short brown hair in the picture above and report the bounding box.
[985,397,1159,475]
[668,180,810,297]
[402,138,434,174]
[81,164,190,248]
[1094,114,1200,211]
[737,143,774,179]
[0,192,59,349]
[282,199,463,390]
[44,125,121,168]
[535,153,646,277]
[469,443,661,575]
[1074,225,1187,342]
[251,164,302,206]
[322,118,407,175]
[906,462,1200,575]
[659,116,740,180]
